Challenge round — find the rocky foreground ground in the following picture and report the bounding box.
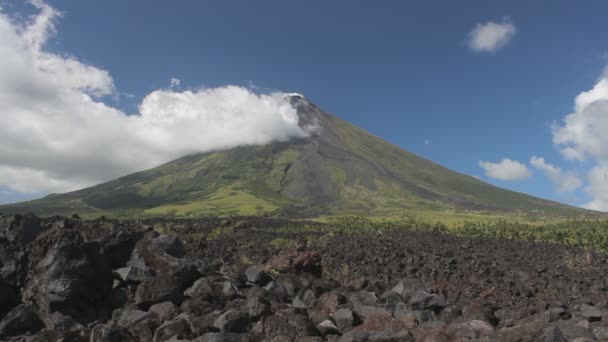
[2,214,608,341]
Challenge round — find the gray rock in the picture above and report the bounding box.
[264,281,289,303]
[153,318,190,342]
[581,304,602,322]
[128,234,186,273]
[353,305,390,321]
[349,291,378,307]
[338,330,369,342]
[593,327,608,340]
[556,320,596,340]
[368,329,414,342]
[245,265,271,285]
[150,235,186,258]
[317,319,339,336]
[213,310,250,333]
[190,311,222,336]
[391,278,423,301]
[22,228,113,323]
[117,310,151,328]
[244,295,270,318]
[184,277,214,300]
[334,308,358,333]
[136,267,199,308]
[544,307,571,322]
[407,289,446,311]
[538,326,567,342]
[149,301,178,324]
[116,266,152,283]
[195,332,248,342]
[0,304,44,338]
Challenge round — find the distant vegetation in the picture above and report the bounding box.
[318,216,608,253]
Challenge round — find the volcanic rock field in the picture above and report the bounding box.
[1,213,608,341]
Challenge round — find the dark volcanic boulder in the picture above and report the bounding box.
[0,304,45,338]
[0,278,18,319]
[103,230,143,269]
[135,266,200,308]
[128,234,186,273]
[22,227,114,323]
[0,213,44,245]
[214,310,250,333]
[263,311,318,340]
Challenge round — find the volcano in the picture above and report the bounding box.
[0,94,590,218]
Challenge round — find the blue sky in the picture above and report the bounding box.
[1,0,608,210]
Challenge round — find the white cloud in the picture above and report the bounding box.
[529,156,581,193]
[583,166,608,211]
[479,158,532,181]
[468,19,517,53]
[170,78,180,89]
[551,69,608,211]
[0,2,311,195]
[553,76,608,162]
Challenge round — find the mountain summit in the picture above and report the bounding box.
[1,95,589,218]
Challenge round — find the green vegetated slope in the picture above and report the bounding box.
[0,95,595,219]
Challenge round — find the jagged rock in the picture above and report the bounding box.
[90,323,137,342]
[544,307,572,322]
[149,301,178,324]
[316,319,339,336]
[593,327,608,340]
[353,305,390,321]
[153,318,191,342]
[103,230,143,269]
[0,278,17,319]
[116,266,152,283]
[22,227,113,323]
[135,267,200,308]
[555,320,596,340]
[128,234,186,273]
[0,242,26,288]
[368,329,413,342]
[264,281,289,303]
[244,265,271,285]
[185,277,215,300]
[496,320,550,341]
[184,277,239,302]
[308,291,344,325]
[45,311,84,334]
[213,310,250,333]
[263,312,318,339]
[334,308,359,333]
[244,295,270,318]
[539,325,568,342]
[580,304,602,322]
[391,278,422,301]
[195,332,249,342]
[0,213,45,245]
[354,310,406,334]
[116,309,151,328]
[190,311,222,336]
[407,288,446,311]
[337,330,369,342]
[181,298,213,317]
[0,304,44,338]
[393,303,416,329]
[437,320,495,341]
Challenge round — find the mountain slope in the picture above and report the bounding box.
[0,95,592,218]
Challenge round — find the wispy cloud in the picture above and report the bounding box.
[529,156,581,193]
[479,158,532,181]
[468,19,517,53]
